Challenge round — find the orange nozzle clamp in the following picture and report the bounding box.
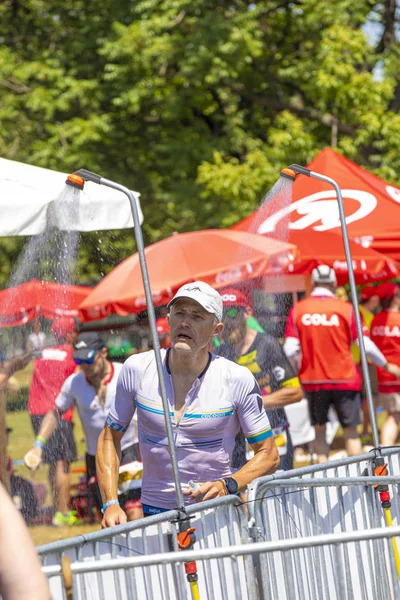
[177,527,196,550]
[280,168,297,181]
[374,463,388,477]
[66,174,85,190]
[374,463,388,488]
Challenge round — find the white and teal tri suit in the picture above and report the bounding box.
[106,349,272,511]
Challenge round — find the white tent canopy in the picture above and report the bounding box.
[0,157,143,235]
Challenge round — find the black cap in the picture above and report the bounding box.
[72,332,105,361]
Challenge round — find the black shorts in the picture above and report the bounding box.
[306,390,362,429]
[86,444,141,512]
[31,415,77,464]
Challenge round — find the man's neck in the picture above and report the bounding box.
[311,286,335,297]
[88,360,112,391]
[234,327,257,356]
[169,348,210,379]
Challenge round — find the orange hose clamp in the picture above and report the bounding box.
[177,527,196,550]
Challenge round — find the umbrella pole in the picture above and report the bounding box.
[69,170,185,511]
[284,165,380,449]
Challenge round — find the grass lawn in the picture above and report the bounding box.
[6,409,99,546]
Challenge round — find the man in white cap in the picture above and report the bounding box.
[284,265,400,462]
[96,281,279,527]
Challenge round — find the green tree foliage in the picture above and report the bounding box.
[0,0,398,285]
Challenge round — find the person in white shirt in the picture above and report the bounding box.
[24,332,142,521]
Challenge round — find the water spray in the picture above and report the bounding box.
[65,169,185,512]
[282,164,400,578]
[280,163,378,449]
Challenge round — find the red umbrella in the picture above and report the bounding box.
[79,229,297,321]
[0,280,91,327]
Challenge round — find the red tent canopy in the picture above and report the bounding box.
[285,230,399,285]
[0,280,91,327]
[79,229,297,321]
[234,148,400,260]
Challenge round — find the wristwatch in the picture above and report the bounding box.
[223,477,239,495]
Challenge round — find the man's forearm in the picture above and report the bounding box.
[96,427,122,505]
[233,438,279,491]
[38,411,58,441]
[263,386,302,409]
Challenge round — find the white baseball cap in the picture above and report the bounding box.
[168,281,223,322]
[311,265,337,287]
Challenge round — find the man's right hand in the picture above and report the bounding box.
[23,447,43,471]
[101,504,127,529]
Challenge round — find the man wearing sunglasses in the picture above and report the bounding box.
[24,332,142,522]
[97,281,279,528]
[216,288,302,472]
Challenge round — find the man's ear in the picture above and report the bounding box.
[213,322,224,337]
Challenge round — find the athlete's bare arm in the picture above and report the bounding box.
[187,436,279,502]
[262,385,302,409]
[23,409,59,470]
[96,425,125,528]
[0,482,51,600]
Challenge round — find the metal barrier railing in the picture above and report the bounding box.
[38,448,400,599]
[42,526,400,600]
[247,446,400,522]
[38,495,255,600]
[246,447,400,600]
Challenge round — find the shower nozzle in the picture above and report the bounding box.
[73,168,102,185]
[65,174,85,190]
[287,164,311,177]
[280,168,297,181]
[280,164,312,181]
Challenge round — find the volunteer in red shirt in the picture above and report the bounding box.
[156,317,171,349]
[284,265,400,463]
[28,316,79,526]
[371,282,400,447]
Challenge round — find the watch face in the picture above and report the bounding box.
[225,477,238,494]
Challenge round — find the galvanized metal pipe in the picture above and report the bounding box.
[42,524,400,576]
[99,177,185,509]
[257,476,400,488]
[309,170,380,449]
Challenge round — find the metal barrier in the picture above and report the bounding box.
[38,495,255,600]
[247,447,400,600]
[42,526,400,600]
[38,448,400,599]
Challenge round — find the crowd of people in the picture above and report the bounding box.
[2,268,400,528]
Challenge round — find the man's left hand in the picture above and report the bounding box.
[183,480,227,502]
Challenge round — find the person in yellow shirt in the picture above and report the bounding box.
[335,287,349,302]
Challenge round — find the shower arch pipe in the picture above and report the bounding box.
[281,165,380,449]
[67,169,185,511]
